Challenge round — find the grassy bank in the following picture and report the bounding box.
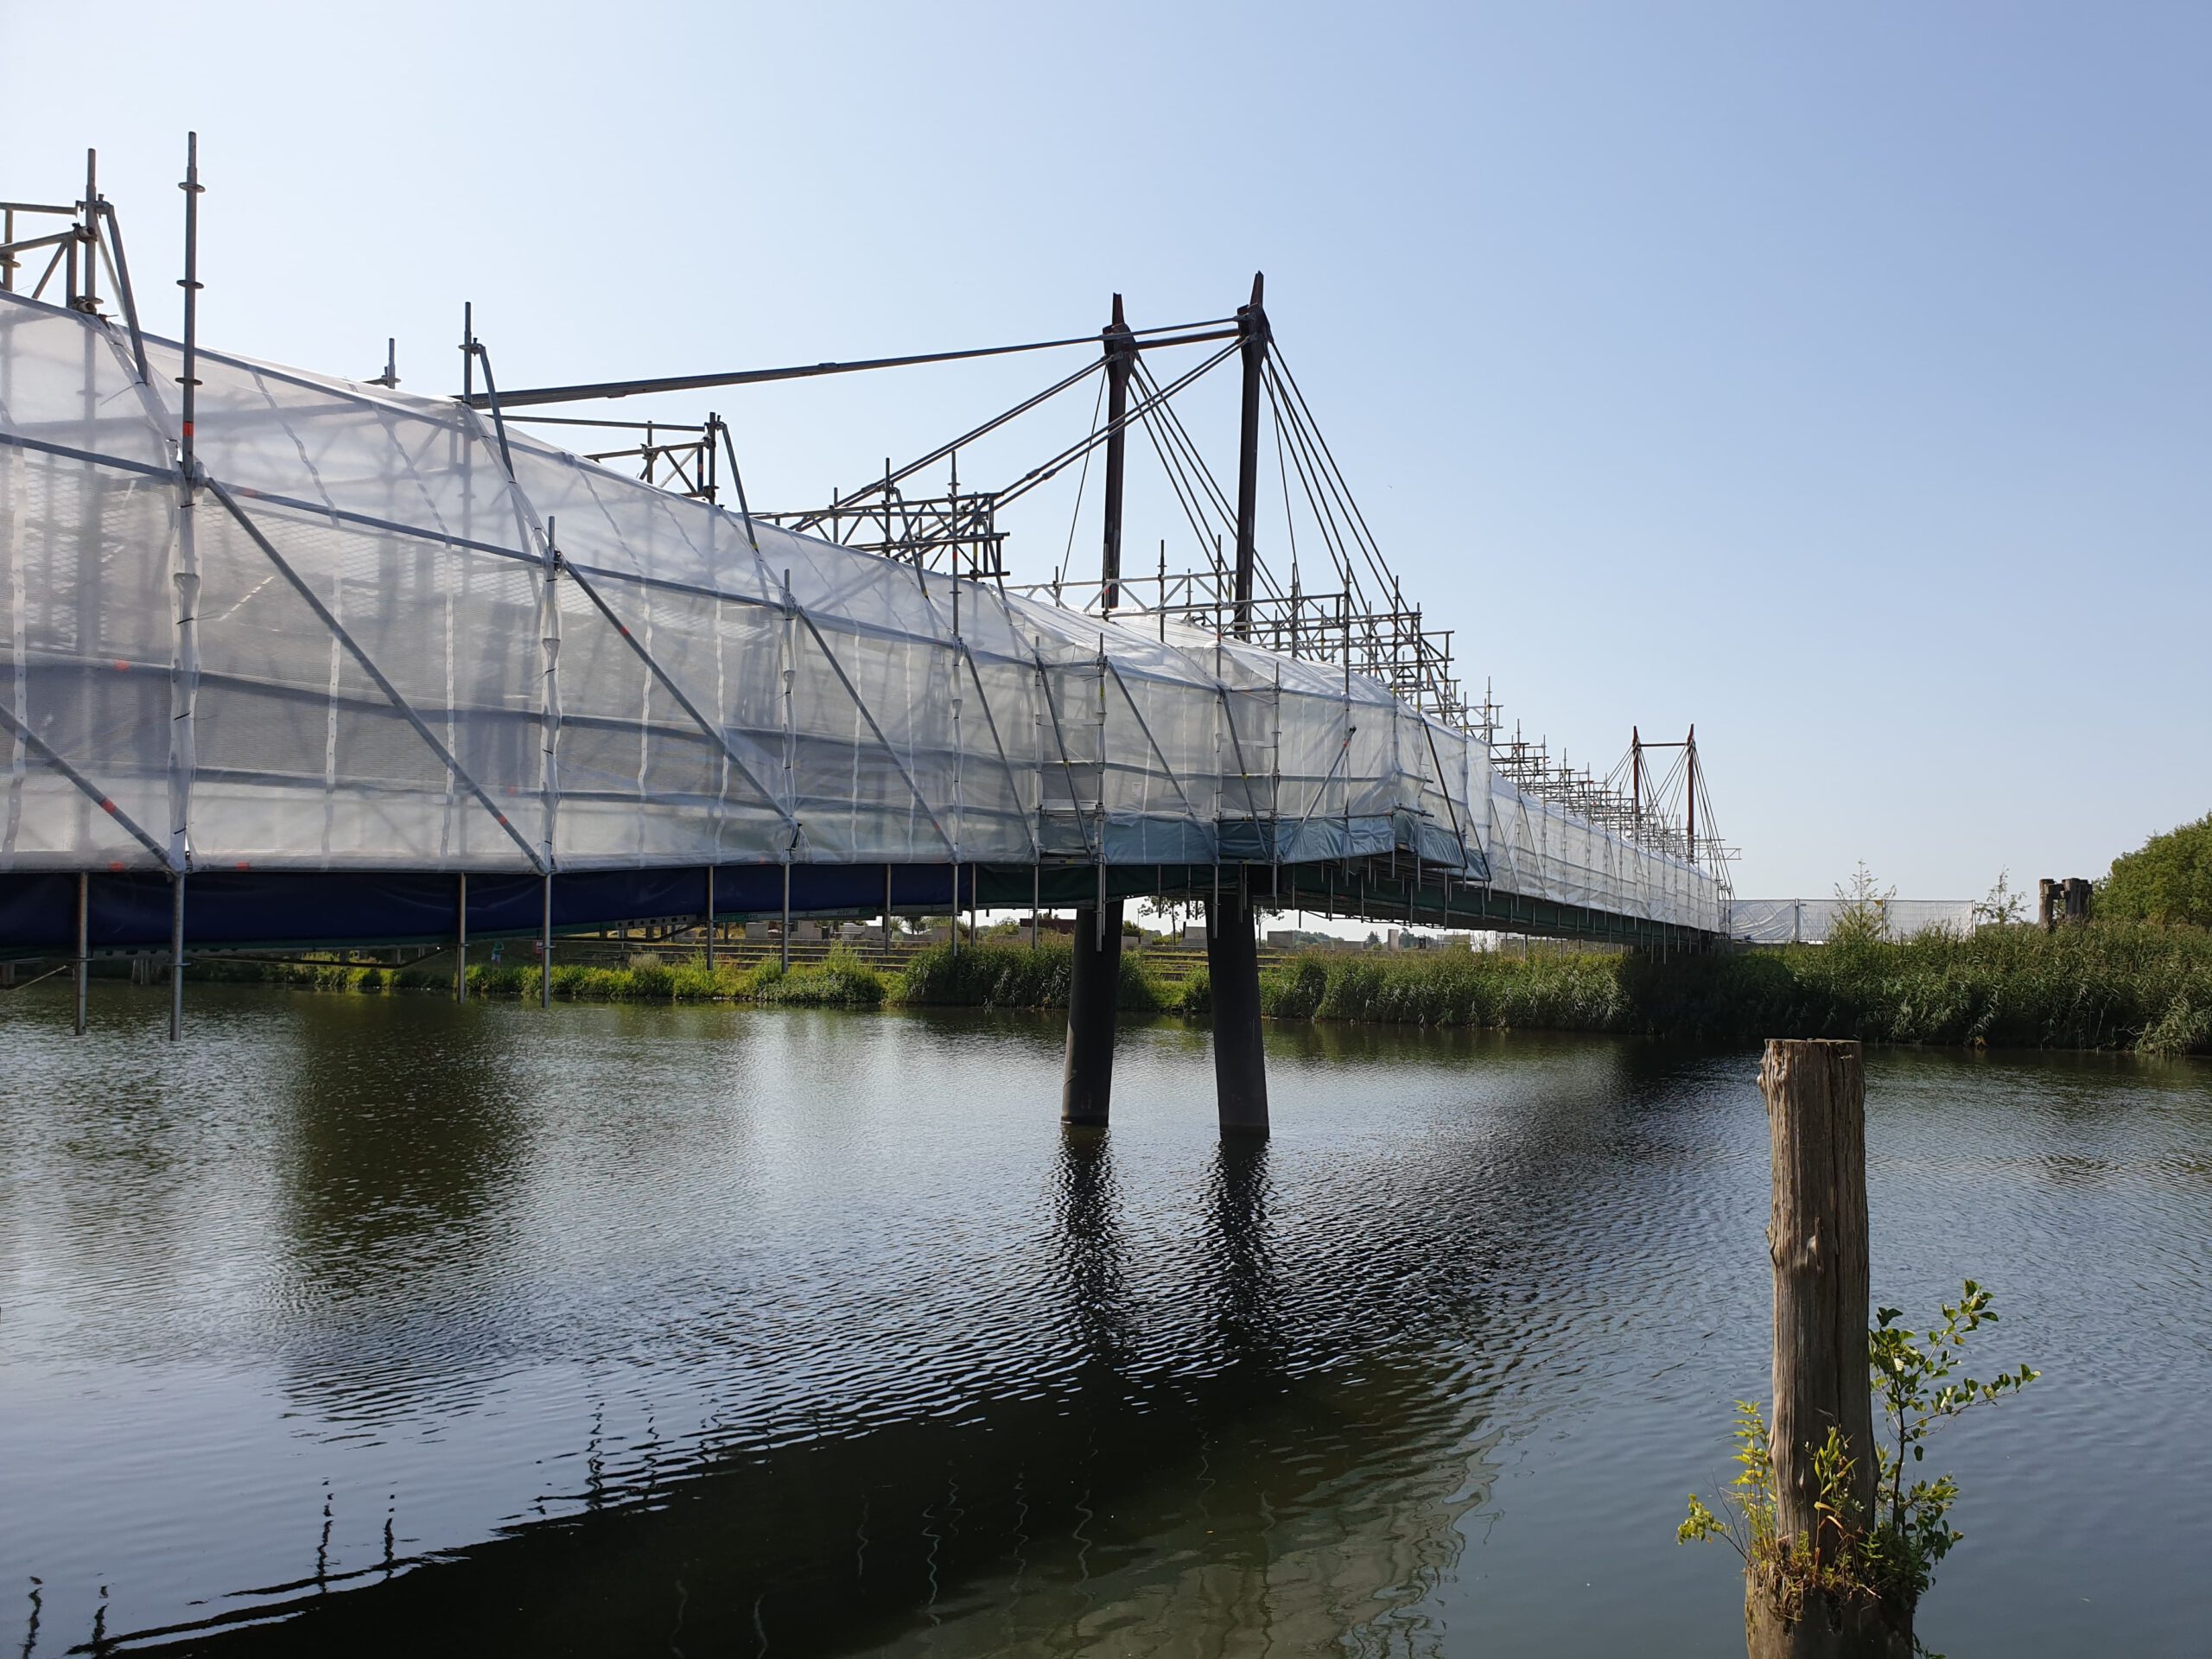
[180,924,2212,1054]
[1629,920,2212,1055]
[191,948,894,1007]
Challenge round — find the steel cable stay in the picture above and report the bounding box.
[1132,357,1296,604]
[788,358,1104,535]
[461,315,1241,411]
[994,340,1241,510]
[1131,358,1239,532]
[1268,346,1400,601]
[1268,359,1389,613]
[1053,372,1110,587]
[1128,380,1227,587]
[1263,367,1358,601]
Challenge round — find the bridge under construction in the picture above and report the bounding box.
[0,143,1730,1131]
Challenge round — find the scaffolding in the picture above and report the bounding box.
[0,145,1730,960]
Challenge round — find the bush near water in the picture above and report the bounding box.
[181,923,2212,1055]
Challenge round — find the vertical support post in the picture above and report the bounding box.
[454,872,468,1001]
[1758,1039,1875,1558]
[1231,273,1268,640]
[780,862,791,971]
[1062,900,1123,1126]
[167,133,204,1043]
[703,866,716,969]
[950,864,960,959]
[168,871,184,1041]
[73,871,89,1035]
[540,873,553,1008]
[884,863,894,963]
[78,149,99,315]
[1032,863,1040,950]
[1207,875,1268,1134]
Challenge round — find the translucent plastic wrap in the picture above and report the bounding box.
[0,294,1723,931]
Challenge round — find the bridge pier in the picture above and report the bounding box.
[1206,881,1268,1135]
[1061,900,1122,1126]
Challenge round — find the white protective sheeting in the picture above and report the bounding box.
[1726,899,1975,944]
[0,294,1722,930]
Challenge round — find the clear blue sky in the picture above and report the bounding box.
[5,1,2204,898]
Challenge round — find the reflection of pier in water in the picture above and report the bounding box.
[118,1128,1504,1658]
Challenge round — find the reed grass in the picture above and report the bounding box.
[177,923,2212,1053]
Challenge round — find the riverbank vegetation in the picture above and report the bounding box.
[2099,812,2212,929]
[175,920,2212,1055]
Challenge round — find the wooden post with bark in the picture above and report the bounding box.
[1752,1038,1893,1658]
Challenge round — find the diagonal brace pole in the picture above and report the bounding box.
[205,480,546,873]
[0,696,172,867]
[791,607,956,855]
[558,561,798,839]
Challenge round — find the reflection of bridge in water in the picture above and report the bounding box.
[0,146,1730,1128]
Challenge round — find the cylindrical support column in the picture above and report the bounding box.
[1206,880,1268,1133]
[454,872,468,1002]
[1061,900,1123,1126]
[883,863,894,963]
[73,871,89,1035]
[703,866,716,970]
[167,870,185,1042]
[780,862,791,972]
[540,873,553,1008]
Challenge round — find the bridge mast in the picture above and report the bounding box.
[1208,273,1271,1135]
[1062,297,1138,1128]
[1231,273,1268,638]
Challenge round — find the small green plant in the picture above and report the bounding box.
[1972,869,2027,928]
[1829,861,1897,948]
[1681,1281,2037,1650]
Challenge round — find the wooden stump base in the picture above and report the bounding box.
[1746,1590,1910,1659]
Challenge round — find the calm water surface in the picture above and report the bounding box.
[2,987,2207,1655]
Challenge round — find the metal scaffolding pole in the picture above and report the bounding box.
[168,872,184,1041]
[73,871,87,1035]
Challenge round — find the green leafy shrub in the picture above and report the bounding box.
[757,946,887,1007]
[2101,813,2212,928]
[1681,1281,2037,1649]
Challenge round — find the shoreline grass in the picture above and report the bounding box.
[173,925,2212,1055]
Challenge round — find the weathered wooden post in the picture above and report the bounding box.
[1754,1038,1888,1658]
